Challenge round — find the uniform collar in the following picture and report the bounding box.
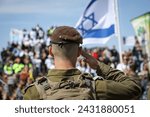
[47,69,81,76]
[47,69,81,82]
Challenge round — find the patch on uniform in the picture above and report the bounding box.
[36,76,47,84]
[93,76,104,80]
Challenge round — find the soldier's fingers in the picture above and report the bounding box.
[83,58,89,63]
[81,50,92,59]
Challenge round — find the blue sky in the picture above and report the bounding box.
[0,0,150,51]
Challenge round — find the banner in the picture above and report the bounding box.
[123,36,135,46]
[131,12,150,57]
[123,36,143,46]
[76,0,116,45]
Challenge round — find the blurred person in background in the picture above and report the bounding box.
[1,74,9,99]
[116,53,130,73]
[45,55,54,70]
[132,40,143,72]
[110,45,119,68]
[103,47,111,59]
[138,61,149,99]
[40,49,48,75]
[12,57,24,74]
[91,48,99,60]
[3,58,13,76]
[32,52,41,77]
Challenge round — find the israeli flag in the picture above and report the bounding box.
[76,0,116,45]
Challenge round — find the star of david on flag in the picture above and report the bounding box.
[76,0,116,45]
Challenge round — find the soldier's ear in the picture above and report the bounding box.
[77,46,82,57]
[49,46,54,57]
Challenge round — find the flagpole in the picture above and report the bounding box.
[114,0,123,63]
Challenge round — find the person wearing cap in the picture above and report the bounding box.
[23,26,141,100]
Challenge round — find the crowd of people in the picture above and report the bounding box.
[0,25,149,100]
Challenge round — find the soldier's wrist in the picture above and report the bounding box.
[96,61,111,77]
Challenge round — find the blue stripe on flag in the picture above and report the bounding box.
[83,0,96,15]
[83,24,115,38]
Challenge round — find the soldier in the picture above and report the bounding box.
[23,26,141,100]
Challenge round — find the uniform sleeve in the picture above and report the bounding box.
[148,88,150,100]
[95,61,142,100]
[96,61,126,80]
[23,85,40,100]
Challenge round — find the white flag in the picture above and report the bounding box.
[123,36,136,46]
[76,0,116,45]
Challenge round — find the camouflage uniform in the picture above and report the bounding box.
[23,61,141,100]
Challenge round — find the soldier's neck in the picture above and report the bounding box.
[54,60,76,69]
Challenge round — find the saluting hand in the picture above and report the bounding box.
[81,50,98,70]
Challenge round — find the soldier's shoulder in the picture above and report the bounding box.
[81,73,93,80]
[23,84,40,100]
[81,73,105,82]
[23,84,35,94]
